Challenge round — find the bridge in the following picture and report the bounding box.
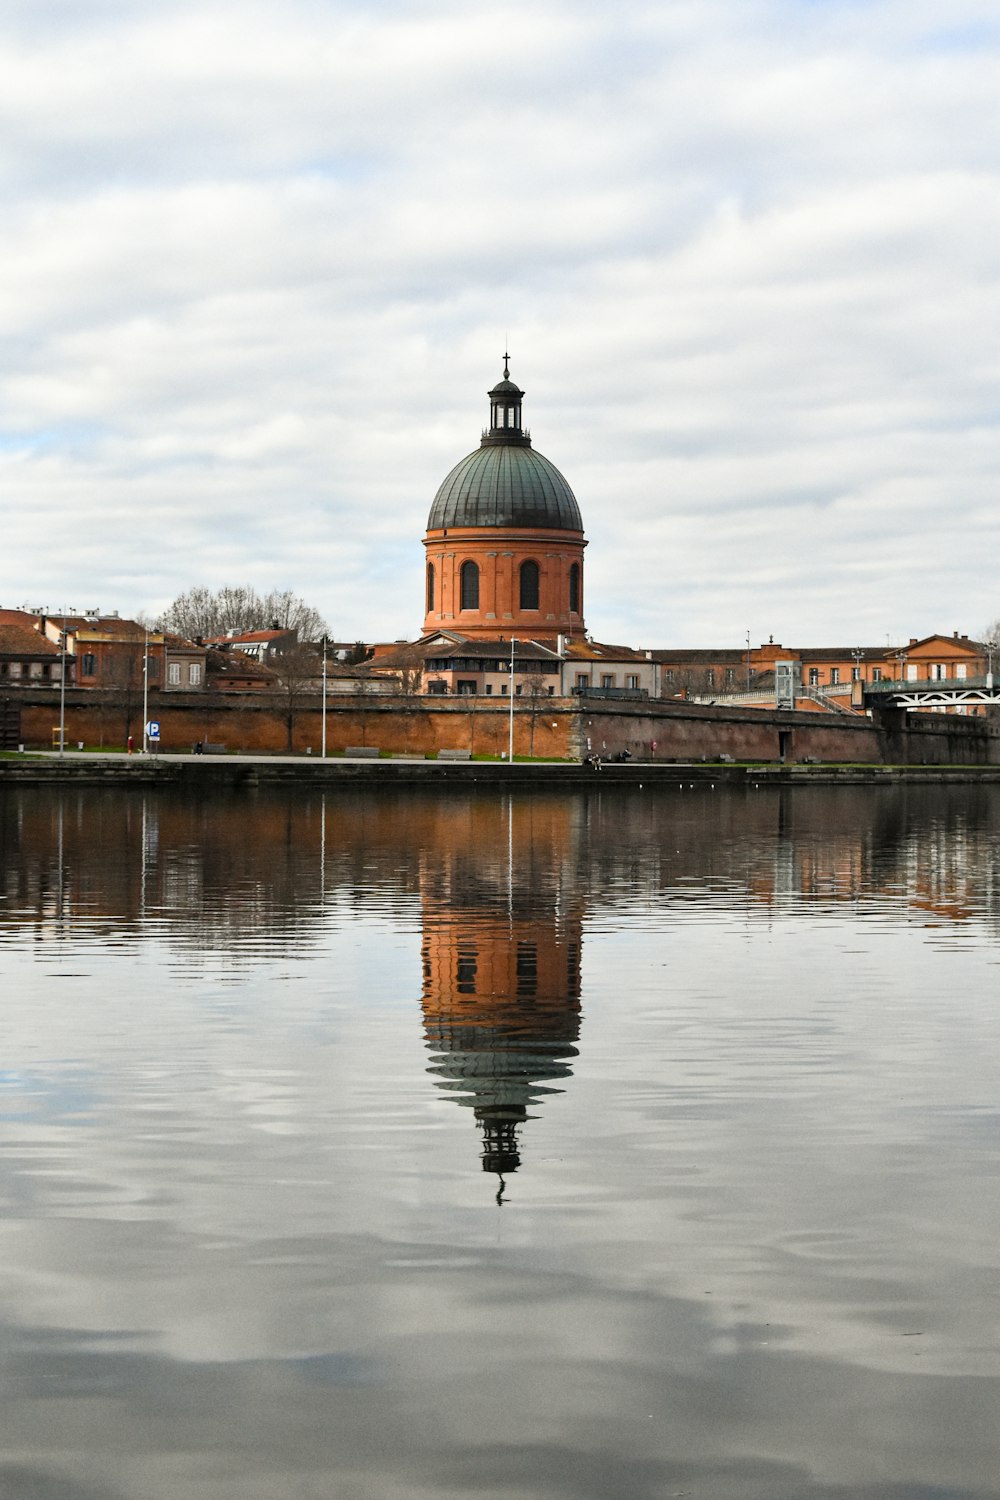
[860,675,1000,710]
[686,675,1000,715]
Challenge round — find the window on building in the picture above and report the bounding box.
[189,663,201,686]
[567,941,580,999]
[81,653,96,676]
[905,664,918,681]
[705,669,715,688]
[851,666,861,681]
[29,661,42,677]
[872,667,882,682]
[576,673,589,689]
[725,668,735,684]
[147,654,160,679]
[601,674,614,688]
[519,559,540,610]
[456,944,477,995]
[460,560,479,610]
[501,682,508,695]
[956,664,967,680]
[168,662,181,685]
[516,941,537,998]
[626,674,640,690]
[808,667,820,685]
[426,562,435,613]
[664,668,674,683]
[830,667,840,684]
[931,663,945,680]
[485,683,493,695]
[569,562,580,614]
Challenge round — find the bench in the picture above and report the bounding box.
[437,748,472,761]
[344,746,380,758]
[192,743,226,754]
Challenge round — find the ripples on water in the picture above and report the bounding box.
[1,782,999,1499]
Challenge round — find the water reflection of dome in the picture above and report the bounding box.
[418,797,585,1199]
[422,953,581,1189]
[419,912,581,1194]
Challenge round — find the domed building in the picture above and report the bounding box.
[422,358,587,639]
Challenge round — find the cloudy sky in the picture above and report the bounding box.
[2,0,999,648]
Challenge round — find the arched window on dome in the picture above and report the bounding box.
[426,562,435,614]
[519,560,540,610]
[569,562,580,614]
[460,560,480,611]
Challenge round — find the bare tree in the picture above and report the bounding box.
[465,685,480,757]
[272,643,322,750]
[102,638,146,745]
[353,673,377,747]
[661,665,757,699]
[524,665,550,755]
[158,586,329,642]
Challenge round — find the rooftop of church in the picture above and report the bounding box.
[426,357,583,534]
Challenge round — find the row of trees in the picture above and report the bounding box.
[157,586,330,643]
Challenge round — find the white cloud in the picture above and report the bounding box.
[1,0,999,643]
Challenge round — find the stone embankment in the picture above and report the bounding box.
[4,754,1000,788]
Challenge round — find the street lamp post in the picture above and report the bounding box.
[508,637,517,763]
[321,638,328,758]
[58,610,67,758]
[142,628,149,753]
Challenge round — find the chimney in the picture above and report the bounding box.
[556,633,566,656]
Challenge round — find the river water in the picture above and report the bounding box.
[1,781,999,1499]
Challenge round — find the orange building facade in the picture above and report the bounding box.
[422,360,586,640]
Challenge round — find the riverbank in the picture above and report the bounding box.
[5,752,1000,787]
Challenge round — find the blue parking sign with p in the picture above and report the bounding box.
[146,721,160,740]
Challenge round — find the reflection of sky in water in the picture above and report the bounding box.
[0,784,999,1498]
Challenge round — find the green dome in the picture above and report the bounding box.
[427,443,583,532]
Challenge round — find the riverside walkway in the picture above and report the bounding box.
[4,751,1000,787]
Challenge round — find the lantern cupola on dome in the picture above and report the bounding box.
[485,353,527,443]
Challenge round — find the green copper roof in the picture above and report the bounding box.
[427,443,583,532]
